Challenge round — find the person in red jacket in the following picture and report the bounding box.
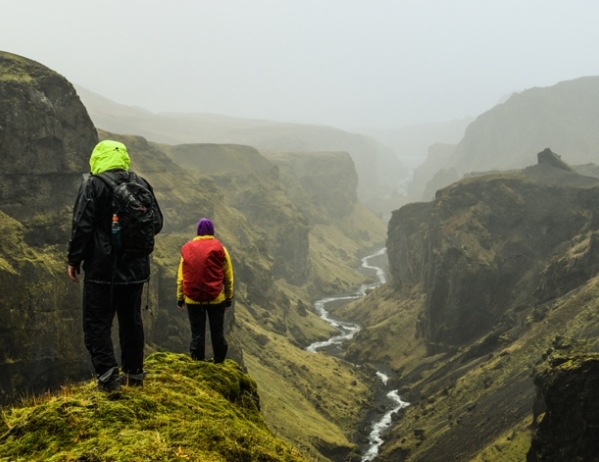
[176,218,234,363]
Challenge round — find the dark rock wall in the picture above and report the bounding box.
[0,52,97,240]
[0,51,98,401]
[387,161,599,350]
[528,354,599,462]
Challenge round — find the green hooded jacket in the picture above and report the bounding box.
[89,140,130,174]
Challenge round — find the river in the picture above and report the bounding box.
[306,248,410,462]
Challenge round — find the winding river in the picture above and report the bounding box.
[306,248,410,461]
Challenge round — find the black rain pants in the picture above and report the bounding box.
[187,302,228,363]
[83,281,145,377]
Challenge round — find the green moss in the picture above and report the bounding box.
[0,353,309,462]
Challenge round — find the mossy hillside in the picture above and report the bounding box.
[340,285,429,373]
[0,211,87,403]
[375,273,599,461]
[235,306,374,461]
[0,352,310,462]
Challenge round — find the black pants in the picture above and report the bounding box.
[187,302,228,363]
[83,281,145,377]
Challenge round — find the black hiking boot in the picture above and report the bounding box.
[124,371,146,387]
[96,367,122,392]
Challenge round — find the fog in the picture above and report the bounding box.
[2,0,598,129]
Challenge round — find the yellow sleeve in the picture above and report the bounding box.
[223,246,234,300]
[176,256,185,301]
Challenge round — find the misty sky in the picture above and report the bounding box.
[2,1,598,130]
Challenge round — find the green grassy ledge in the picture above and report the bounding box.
[0,352,310,462]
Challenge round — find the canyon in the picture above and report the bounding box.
[3,50,599,461]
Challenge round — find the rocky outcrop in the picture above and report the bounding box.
[387,150,599,351]
[537,147,575,172]
[0,52,97,401]
[528,354,599,461]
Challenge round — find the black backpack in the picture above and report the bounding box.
[95,171,157,260]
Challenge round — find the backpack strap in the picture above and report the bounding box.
[94,172,117,191]
[94,170,134,191]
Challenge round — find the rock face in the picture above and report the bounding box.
[528,354,599,462]
[387,149,599,351]
[0,52,98,401]
[0,52,97,242]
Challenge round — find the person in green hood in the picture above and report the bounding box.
[67,140,163,392]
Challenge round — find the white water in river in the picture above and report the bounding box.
[305,248,410,461]
[306,248,386,353]
[362,373,410,462]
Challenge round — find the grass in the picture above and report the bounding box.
[0,352,310,462]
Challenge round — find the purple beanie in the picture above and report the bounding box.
[197,218,215,236]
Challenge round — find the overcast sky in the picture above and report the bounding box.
[2,1,598,129]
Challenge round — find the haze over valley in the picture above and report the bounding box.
[2,2,599,461]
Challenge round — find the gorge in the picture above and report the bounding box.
[2,49,599,462]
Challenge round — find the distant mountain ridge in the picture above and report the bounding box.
[75,85,407,205]
[407,76,599,201]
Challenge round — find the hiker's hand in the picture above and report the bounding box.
[225,300,232,311]
[177,300,185,311]
[68,264,80,283]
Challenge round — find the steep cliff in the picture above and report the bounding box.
[339,150,599,461]
[0,52,97,400]
[388,149,599,351]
